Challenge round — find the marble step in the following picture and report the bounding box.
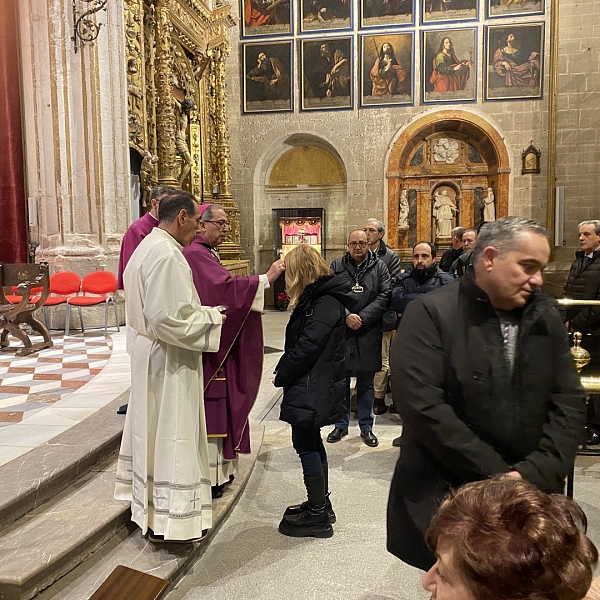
[0,393,128,533]
[0,455,129,600]
[31,424,264,600]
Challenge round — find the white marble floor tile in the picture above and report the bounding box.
[0,423,71,447]
[22,407,99,426]
[0,445,36,467]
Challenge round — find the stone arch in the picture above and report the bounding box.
[385,109,511,254]
[250,132,350,272]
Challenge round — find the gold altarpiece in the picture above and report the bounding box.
[125,0,243,260]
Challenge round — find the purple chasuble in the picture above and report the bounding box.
[183,236,263,460]
[117,212,158,290]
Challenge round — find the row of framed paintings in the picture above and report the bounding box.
[242,0,544,38]
[242,23,544,112]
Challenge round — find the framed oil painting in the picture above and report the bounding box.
[422,28,477,104]
[242,41,293,113]
[485,24,544,100]
[422,0,478,24]
[301,37,353,111]
[487,0,544,19]
[360,32,413,107]
[360,0,414,29]
[240,0,292,38]
[299,0,352,33]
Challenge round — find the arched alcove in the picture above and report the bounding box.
[386,110,511,255]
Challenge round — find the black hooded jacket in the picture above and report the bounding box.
[275,274,358,428]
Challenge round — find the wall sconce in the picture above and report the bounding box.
[71,0,108,53]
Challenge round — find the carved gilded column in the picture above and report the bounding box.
[155,0,178,186]
[210,43,243,260]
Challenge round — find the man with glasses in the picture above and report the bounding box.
[327,229,391,447]
[183,204,283,497]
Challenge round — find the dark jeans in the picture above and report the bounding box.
[335,370,376,432]
[291,424,327,478]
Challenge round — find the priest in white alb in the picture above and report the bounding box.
[114,191,224,542]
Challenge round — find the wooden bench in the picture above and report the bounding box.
[0,262,53,356]
[89,565,169,600]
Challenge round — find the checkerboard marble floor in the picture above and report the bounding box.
[0,331,129,467]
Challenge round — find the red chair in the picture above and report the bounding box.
[65,271,119,336]
[42,272,81,329]
[5,286,43,304]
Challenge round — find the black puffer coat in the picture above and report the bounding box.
[275,274,358,429]
[330,251,391,373]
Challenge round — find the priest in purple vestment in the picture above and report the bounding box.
[183,204,284,495]
[117,185,176,290]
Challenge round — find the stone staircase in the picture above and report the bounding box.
[0,394,263,600]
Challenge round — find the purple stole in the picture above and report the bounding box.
[183,236,263,460]
[117,212,158,290]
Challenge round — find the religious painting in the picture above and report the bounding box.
[422,0,478,24]
[360,32,413,107]
[487,0,544,19]
[422,28,477,104]
[300,0,352,33]
[280,217,323,257]
[485,24,544,100]
[240,0,292,37]
[242,41,293,113]
[301,37,353,111]
[360,0,414,30]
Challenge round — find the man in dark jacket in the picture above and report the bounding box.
[327,229,391,448]
[387,216,586,571]
[365,218,401,415]
[438,226,465,272]
[450,228,476,277]
[562,219,600,445]
[390,241,453,447]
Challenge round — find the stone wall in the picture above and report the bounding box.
[224,0,600,287]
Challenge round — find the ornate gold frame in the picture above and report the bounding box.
[125,0,243,259]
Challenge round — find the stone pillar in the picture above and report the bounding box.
[18,0,129,277]
[210,43,243,260]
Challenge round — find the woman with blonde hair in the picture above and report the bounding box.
[274,244,356,538]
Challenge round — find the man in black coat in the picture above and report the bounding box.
[438,226,465,272]
[327,229,391,448]
[387,216,586,571]
[562,219,600,445]
[365,218,401,415]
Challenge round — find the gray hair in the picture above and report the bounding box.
[462,229,477,239]
[578,220,600,235]
[158,191,197,225]
[150,185,176,202]
[472,216,548,264]
[366,218,385,234]
[201,204,226,221]
[452,226,466,241]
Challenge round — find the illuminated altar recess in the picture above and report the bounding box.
[279,217,323,258]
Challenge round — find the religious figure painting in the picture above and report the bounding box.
[301,38,353,111]
[422,0,478,24]
[241,0,292,38]
[487,0,544,19]
[300,0,352,34]
[360,0,413,30]
[422,28,476,104]
[485,24,544,100]
[360,33,413,107]
[242,42,293,113]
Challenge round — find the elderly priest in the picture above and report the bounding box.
[114,191,224,543]
[183,203,283,496]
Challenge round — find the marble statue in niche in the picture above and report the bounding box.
[483,187,496,222]
[398,188,409,230]
[433,138,460,165]
[433,189,458,237]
